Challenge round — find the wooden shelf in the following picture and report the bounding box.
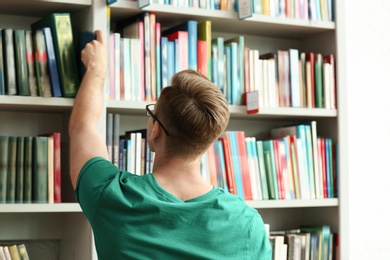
[246,198,338,209]
[0,203,82,213]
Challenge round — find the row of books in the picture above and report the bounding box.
[0,13,79,98]
[268,225,338,260]
[108,12,336,108]
[106,113,155,175]
[200,125,337,201]
[0,244,30,260]
[0,133,61,204]
[107,113,337,200]
[249,0,334,22]
[130,0,335,22]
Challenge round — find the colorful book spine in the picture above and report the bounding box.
[197,20,212,78]
[25,30,38,96]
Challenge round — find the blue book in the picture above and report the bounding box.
[167,41,174,85]
[162,20,198,71]
[160,37,169,88]
[225,42,240,105]
[225,36,244,105]
[42,27,62,97]
[77,31,96,81]
[289,48,300,107]
[227,131,244,199]
[224,45,232,104]
[211,37,224,94]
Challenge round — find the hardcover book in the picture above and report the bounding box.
[31,13,79,97]
[13,30,30,96]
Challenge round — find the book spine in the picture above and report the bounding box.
[23,136,33,203]
[15,136,25,203]
[3,29,17,95]
[6,136,17,203]
[13,30,30,96]
[33,30,50,97]
[32,136,48,203]
[0,30,5,95]
[25,30,38,96]
[0,136,9,203]
[42,27,62,97]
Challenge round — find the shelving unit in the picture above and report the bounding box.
[0,0,341,259]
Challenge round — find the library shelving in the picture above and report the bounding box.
[0,0,341,259]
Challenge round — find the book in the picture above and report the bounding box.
[167,31,189,72]
[32,30,51,97]
[289,48,300,107]
[106,113,113,162]
[17,244,30,260]
[225,36,245,105]
[25,30,38,96]
[7,245,20,260]
[13,30,30,96]
[118,15,145,101]
[262,139,279,200]
[31,13,79,97]
[227,131,245,199]
[218,134,236,194]
[40,132,61,203]
[77,31,96,80]
[6,136,17,203]
[32,136,48,203]
[314,53,323,108]
[113,113,120,167]
[211,37,224,93]
[197,40,208,77]
[15,136,25,203]
[23,136,33,203]
[197,20,212,78]
[0,30,5,95]
[235,131,252,200]
[0,136,9,203]
[255,140,269,200]
[163,20,198,71]
[2,29,17,95]
[41,27,62,97]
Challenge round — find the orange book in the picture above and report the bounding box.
[197,40,208,77]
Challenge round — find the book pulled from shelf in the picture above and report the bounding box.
[31,13,79,97]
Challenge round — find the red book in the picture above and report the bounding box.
[306,52,316,108]
[272,139,285,200]
[319,137,328,198]
[197,40,208,77]
[235,131,252,200]
[218,134,236,194]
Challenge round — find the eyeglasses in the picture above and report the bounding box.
[146,104,170,137]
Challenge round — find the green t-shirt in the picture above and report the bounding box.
[75,157,272,260]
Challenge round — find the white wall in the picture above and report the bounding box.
[340,0,390,259]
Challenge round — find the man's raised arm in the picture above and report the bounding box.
[68,30,109,189]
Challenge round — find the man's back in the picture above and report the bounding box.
[76,157,272,259]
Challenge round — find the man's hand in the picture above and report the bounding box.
[81,30,107,80]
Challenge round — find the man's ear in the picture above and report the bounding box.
[149,120,161,141]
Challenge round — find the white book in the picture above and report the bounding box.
[122,38,131,101]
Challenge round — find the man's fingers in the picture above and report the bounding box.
[94,30,105,45]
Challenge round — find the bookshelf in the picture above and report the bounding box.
[0,0,342,259]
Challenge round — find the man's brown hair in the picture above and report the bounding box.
[156,69,229,159]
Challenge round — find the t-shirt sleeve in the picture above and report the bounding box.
[251,213,273,259]
[74,156,119,219]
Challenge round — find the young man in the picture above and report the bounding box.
[69,30,272,259]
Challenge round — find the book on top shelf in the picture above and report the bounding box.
[25,30,38,96]
[197,20,212,78]
[31,13,79,97]
[0,31,5,95]
[2,29,17,95]
[32,30,51,97]
[14,29,30,96]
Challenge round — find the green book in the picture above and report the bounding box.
[24,136,33,203]
[31,13,79,97]
[315,53,323,108]
[0,136,9,203]
[32,136,48,203]
[6,136,17,203]
[262,140,279,200]
[15,136,25,203]
[14,29,30,96]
